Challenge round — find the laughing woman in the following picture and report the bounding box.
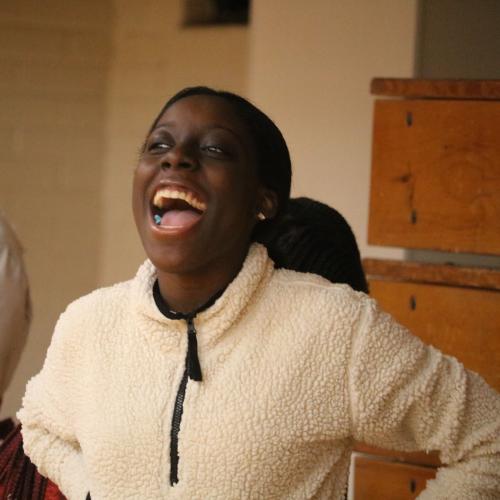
[18,87,500,499]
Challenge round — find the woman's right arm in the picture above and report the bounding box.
[17,308,90,500]
[348,296,500,498]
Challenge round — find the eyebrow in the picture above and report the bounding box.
[152,122,246,145]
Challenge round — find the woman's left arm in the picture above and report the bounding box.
[348,297,500,499]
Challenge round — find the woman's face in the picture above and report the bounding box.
[133,94,271,276]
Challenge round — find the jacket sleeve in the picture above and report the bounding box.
[348,297,500,499]
[17,308,89,500]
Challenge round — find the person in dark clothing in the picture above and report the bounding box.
[257,197,368,293]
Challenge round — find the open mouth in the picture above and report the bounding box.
[151,187,207,229]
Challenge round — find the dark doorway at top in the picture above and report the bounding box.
[184,0,250,26]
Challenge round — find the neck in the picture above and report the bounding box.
[156,247,249,314]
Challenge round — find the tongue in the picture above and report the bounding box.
[160,209,201,228]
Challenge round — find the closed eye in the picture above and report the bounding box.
[201,144,237,160]
[203,145,224,154]
[148,141,172,153]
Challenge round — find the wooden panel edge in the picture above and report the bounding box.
[354,442,441,467]
[371,78,500,99]
[362,259,500,291]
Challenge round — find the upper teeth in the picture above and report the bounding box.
[153,188,206,212]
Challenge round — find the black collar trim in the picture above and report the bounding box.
[152,280,225,321]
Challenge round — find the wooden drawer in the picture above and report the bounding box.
[353,455,436,500]
[368,279,500,391]
[368,98,500,255]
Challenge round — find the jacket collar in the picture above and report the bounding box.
[131,243,274,351]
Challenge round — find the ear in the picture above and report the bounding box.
[256,188,278,220]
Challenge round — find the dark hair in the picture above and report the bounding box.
[145,86,292,218]
[257,197,369,293]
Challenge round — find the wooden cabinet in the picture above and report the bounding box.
[369,99,500,254]
[352,78,500,499]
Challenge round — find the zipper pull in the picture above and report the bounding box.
[186,317,202,381]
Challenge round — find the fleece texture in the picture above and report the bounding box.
[18,244,500,499]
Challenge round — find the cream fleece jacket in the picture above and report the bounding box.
[18,244,500,499]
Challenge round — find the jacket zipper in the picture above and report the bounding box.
[152,280,223,487]
[169,368,188,485]
[169,317,202,486]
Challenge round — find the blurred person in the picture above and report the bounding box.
[0,211,31,440]
[0,218,60,500]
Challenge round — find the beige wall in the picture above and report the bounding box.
[0,1,112,418]
[248,0,418,259]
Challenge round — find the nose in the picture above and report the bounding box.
[161,144,197,171]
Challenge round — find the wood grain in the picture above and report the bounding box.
[354,443,440,467]
[368,99,500,254]
[353,455,436,500]
[363,258,500,291]
[371,78,500,99]
[368,279,500,392]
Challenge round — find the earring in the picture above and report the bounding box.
[257,212,266,221]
